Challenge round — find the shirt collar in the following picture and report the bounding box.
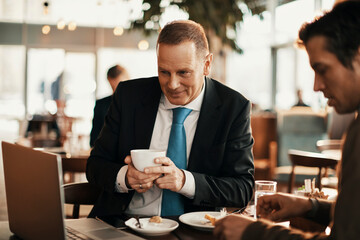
[162,79,205,112]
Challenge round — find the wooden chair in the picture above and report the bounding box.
[316,139,342,188]
[61,155,88,183]
[63,182,101,219]
[288,149,339,193]
[316,139,343,152]
[251,113,277,180]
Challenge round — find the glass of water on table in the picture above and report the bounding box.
[254,180,277,219]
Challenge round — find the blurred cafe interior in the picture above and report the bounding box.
[0,0,353,231]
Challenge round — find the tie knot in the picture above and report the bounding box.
[172,107,192,124]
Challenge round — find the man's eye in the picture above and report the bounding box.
[317,68,326,75]
[315,66,327,75]
[161,71,169,75]
[179,71,190,75]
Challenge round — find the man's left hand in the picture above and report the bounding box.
[144,157,185,192]
[213,214,255,240]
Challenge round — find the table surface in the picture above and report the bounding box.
[0,216,217,240]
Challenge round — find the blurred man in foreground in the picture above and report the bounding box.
[214,1,360,239]
[87,20,254,218]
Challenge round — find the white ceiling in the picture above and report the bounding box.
[0,0,146,28]
[0,0,192,30]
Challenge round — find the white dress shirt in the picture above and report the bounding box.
[115,80,205,216]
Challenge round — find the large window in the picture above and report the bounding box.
[227,0,335,111]
[27,49,95,142]
[0,45,25,141]
[27,48,65,115]
[63,52,96,137]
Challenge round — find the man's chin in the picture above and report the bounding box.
[164,93,188,106]
[332,104,353,114]
[168,98,188,106]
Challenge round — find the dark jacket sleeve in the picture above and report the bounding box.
[306,199,332,226]
[87,92,126,192]
[330,117,360,240]
[243,220,329,240]
[185,79,254,211]
[242,117,360,240]
[86,84,134,217]
[86,78,160,217]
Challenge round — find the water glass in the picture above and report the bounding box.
[255,180,277,218]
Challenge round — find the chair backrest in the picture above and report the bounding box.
[251,113,277,180]
[277,110,328,167]
[251,113,277,159]
[316,139,343,152]
[63,182,101,219]
[61,155,88,183]
[287,149,339,193]
[61,155,88,172]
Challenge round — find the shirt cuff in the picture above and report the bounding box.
[115,165,133,193]
[178,170,195,199]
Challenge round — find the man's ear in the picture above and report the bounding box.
[356,47,360,62]
[203,53,213,76]
[353,47,360,78]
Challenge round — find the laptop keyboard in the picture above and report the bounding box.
[66,226,94,240]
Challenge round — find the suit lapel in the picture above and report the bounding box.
[188,77,222,170]
[134,78,162,149]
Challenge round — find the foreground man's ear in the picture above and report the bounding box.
[203,53,213,76]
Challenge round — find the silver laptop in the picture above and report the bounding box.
[1,141,144,240]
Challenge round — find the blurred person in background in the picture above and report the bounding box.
[90,65,129,147]
[214,1,360,239]
[292,89,310,108]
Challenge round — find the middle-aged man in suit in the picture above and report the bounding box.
[214,1,360,239]
[86,20,254,218]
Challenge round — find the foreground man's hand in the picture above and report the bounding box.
[144,157,185,192]
[124,156,161,193]
[256,193,312,222]
[214,214,255,240]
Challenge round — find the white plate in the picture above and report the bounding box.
[125,217,179,236]
[179,211,223,231]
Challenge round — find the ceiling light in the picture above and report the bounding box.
[138,40,149,50]
[113,26,124,36]
[145,21,154,29]
[142,2,151,11]
[57,19,66,30]
[68,21,77,31]
[42,25,51,35]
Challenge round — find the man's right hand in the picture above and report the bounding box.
[256,193,312,222]
[124,155,162,193]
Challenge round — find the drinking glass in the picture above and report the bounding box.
[255,180,277,218]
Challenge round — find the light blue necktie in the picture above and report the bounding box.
[161,107,192,216]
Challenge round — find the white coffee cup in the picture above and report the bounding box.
[130,149,166,172]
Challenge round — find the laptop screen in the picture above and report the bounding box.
[2,142,66,240]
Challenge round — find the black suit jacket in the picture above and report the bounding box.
[90,95,112,147]
[86,76,254,218]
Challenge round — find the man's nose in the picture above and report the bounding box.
[168,75,180,89]
[313,75,324,92]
